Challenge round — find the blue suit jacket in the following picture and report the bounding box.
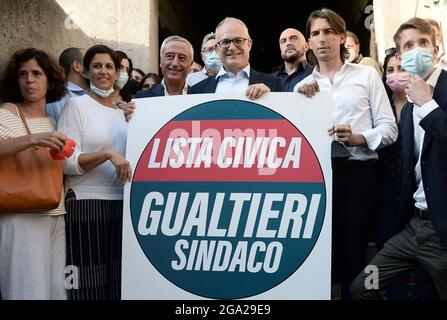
[189,68,283,94]
[398,69,447,245]
[135,84,191,98]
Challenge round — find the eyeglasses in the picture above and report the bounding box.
[202,47,216,54]
[217,38,250,48]
[385,47,397,57]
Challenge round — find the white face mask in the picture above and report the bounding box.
[347,47,357,63]
[115,71,129,89]
[90,83,114,98]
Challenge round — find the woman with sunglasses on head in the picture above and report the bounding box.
[373,47,410,299]
[375,47,407,251]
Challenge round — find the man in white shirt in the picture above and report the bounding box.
[190,17,283,98]
[46,47,88,124]
[351,17,447,300]
[136,35,193,98]
[294,8,397,299]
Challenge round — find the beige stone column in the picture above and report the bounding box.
[374,0,446,64]
[148,0,159,74]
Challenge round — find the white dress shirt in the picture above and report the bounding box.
[411,67,442,210]
[294,62,398,161]
[187,68,209,87]
[215,65,250,93]
[161,79,188,96]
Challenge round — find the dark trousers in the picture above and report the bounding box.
[332,161,377,299]
[350,214,447,299]
[65,190,123,300]
[374,202,408,299]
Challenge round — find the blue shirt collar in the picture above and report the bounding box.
[67,81,86,94]
[216,64,251,80]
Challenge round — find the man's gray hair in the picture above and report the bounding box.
[160,35,194,59]
[215,17,251,40]
[201,32,216,52]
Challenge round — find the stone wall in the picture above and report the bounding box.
[0,0,93,83]
[0,0,158,94]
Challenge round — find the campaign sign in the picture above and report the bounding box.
[123,93,333,299]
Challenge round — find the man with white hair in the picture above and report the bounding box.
[136,35,194,98]
[190,17,283,99]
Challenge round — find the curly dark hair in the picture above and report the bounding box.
[1,48,67,103]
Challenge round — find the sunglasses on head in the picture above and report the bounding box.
[385,47,397,57]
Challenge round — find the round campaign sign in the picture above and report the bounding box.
[130,99,326,299]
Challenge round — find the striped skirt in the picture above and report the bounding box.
[64,190,123,300]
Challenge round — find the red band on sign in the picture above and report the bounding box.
[134,120,323,183]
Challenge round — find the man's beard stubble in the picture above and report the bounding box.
[282,49,304,63]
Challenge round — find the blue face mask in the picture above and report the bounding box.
[204,51,222,71]
[401,47,435,78]
[90,83,114,98]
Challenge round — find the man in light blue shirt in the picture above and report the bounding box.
[46,47,88,124]
[190,17,283,98]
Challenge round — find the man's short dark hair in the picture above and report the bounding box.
[59,47,83,77]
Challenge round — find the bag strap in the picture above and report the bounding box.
[17,108,32,135]
[17,107,39,151]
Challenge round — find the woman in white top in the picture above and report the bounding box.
[0,48,68,300]
[57,45,131,300]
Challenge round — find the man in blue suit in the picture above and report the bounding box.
[190,17,283,99]
[123,36,193,121]
[351,17,447,300]
[136,35,194,98]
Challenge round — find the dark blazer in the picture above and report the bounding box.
[189,68,283,94]
[398,69,447,246]
[135,84,191,98]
